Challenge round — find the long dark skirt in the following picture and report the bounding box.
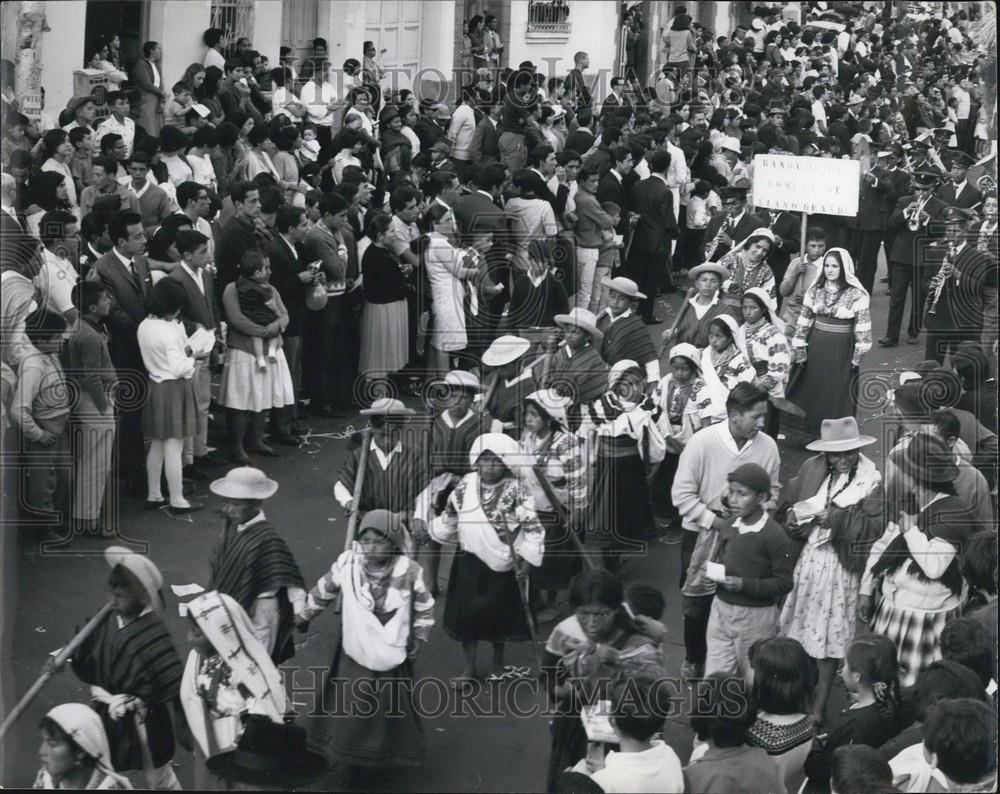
[444,549,532,642]
[589,437,649,553]
[788,318,857,435]
[310,641,425,768]
[533,509,582,592]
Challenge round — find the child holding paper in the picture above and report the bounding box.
[703,463,794,680]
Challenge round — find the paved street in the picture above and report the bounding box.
[2,255,929,791]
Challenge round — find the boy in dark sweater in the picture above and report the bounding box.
[704,462,793,680]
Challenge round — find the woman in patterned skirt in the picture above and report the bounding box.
[859,433,977,687]
[788,247,872,435]
[779,417,882,724]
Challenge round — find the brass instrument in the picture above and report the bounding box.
[977,173,998,193]
[926,245,956,317]
[904,198,929,232]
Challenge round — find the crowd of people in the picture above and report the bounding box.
[0,0,998,792]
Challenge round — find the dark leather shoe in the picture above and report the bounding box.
[144,499,167,511]
[878,337,899,347]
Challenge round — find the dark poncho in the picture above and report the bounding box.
[209,517,306,664]
[543,344,609,407]
[71,610,183,771]
[597,311,658,370]
[337,441,429,514]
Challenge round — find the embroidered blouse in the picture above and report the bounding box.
[721,251,776,300]
[793,284,872,367]
[741,318,791,397]
[519,428,589,514]
[652,374,711,444]
[702,345,755,421]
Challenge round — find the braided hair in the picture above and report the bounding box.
[846,635,902,721]
[824,454,860,508]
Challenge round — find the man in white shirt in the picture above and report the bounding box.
[36,210,80,324]
[95,91,137,157]
[175,181,216,263]
[299,62,339,153]
[810,83,828,136]
[447,88,478,180]
[427,170,461,246]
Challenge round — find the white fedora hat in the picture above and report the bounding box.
[482,335,532,367]
[209,466,280,501]
[554,307,604,345]
[601,276,646,300]
[104,546,166,610]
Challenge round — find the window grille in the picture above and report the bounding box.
[210,0,255,45]
[526,0,571,34]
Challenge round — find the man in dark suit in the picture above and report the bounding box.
[564,108,596,157]
[703,186,765,261]
[936,150,984,210]
[755,208,801,289]
[626,150,679,322]
[600,77,632,121]
[215,180,262,294]
[923,206,994,365]
[850,147,911,293]
[470,100,501,164]
[170,229,221,479]
[132,41,168,135]
[454,163,507,353]
[596,145,633,235]
[95,210,152,493]
[265,206,312,440]
[880,171,948,347]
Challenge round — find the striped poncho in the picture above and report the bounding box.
[597,309,660,381]
[71,610,184,772]
[209,517,307,665]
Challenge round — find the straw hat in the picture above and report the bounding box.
[207,715,328,789]
[805,417,877,452]
[443,370,481,391]
[897,432,959,484]
[688,261,731,281]
[601,276,646,300]
[104,546,166,610]
[554,307,604,345]
[209,467,279,501]
[359,397,415,416]
[482,335,531,367]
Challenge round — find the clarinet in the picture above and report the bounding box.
[925,245,955,317]
[704,221,728,261]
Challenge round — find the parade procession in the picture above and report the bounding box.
[0,0,997,791]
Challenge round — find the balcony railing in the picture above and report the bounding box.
[526,0,571,35]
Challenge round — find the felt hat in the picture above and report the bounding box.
[482,335,531,367]
[360,397,415,416]
[899,432,959,484]
[668,343,701,371]
[554,307,604,345]
[206,715,328,788]
[443,369,481,391]
[805,416,877,452]
[209,466,279,501]
[524,389,571,428]
[66,95,97,115]
[688,261,731,281]
[601,276,646,300]
[727,462,771,493]
[104,546,166,610]
[357,509,408,552]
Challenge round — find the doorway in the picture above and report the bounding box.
[84,0,145,74]
[281,0,318,67]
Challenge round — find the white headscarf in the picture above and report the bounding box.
[43,703,132,789]
[805,246,867,295]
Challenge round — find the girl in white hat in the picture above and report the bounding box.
[35,703,132,789]
[425,433,544,685]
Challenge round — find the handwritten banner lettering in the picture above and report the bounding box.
[752,154,860,216]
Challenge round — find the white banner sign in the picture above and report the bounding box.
[752,155,860,216]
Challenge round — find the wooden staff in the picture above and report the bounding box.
[499,513,543,670]
[334,427,372,613]
[0,602,114,739]
[659,288,695,357]
[532,465,597,571]
[134,710,156,783]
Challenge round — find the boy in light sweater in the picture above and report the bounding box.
[703,462,794,680]
[670,382,780,679]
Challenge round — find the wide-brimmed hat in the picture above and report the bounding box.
[210,467,279,501]
[688,261,731,281]
[554,308,604,345]
[668,343,701,371]
[897,432,959,484]
[524,389,571,428]
[720,135,741,154]
[207,715,328,789]
[104,546,166,610]
[66,95,97,115]
[443,370,481,392]
[601,276,645,300]
[359,397,415,416]
[805,417,877,452]
[482,335,531,367]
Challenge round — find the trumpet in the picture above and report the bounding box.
[904,200,928,232]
